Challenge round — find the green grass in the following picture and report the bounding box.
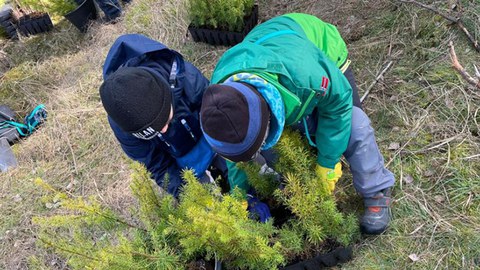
[1,0,479,269]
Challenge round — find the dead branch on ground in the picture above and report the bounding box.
[360,60,394,102]
[397,0,480,52]
[449,41,480,89]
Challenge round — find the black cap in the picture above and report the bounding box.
[99,67,172,139]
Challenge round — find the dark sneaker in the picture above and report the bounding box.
[360,188,392,235]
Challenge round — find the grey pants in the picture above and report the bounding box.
[344,106,395,197]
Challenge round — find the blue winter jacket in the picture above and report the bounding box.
[102,34,210,197]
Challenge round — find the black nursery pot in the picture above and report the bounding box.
[188,4,259,46]
[64,0,98,33]
[0,5,18,39]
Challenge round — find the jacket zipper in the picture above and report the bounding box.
[158,133,177,154]
[181,119,196,141]
[293,90,316,123]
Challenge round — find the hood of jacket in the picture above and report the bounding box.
[103,34,184,79]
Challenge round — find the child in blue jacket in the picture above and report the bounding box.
[99,34,270,221]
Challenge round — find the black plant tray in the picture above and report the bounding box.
[280,246,353,269]
[188,4,258,46]
[17,13,53,37]
[269,203,354,269]
[190,246,352,270]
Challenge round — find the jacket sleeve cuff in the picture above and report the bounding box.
[226,160,251,193]
[316,155,339,169]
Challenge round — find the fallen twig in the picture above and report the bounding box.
[449,41,480,89]
[456,21,480,52]
[397,0,480,52]
[397,0,459,22]
[461,153,480,160]
[360,60,394,102]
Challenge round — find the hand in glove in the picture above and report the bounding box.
[199,170,214,184]
[259,163,286,190]
[244,194,271,223]
[315,162,342,194]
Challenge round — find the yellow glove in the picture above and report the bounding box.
[315,162,343,194]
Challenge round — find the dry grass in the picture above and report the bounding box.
[0,0,227,268]
[0,0,479,269]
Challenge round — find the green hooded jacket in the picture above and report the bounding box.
[212,14,353,191]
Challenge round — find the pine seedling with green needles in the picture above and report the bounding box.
[130,164,180,250]
[33,168,184,270]
[33,165,286,269]
[170,170,285,270]
[240,129,359,247]
[188,0,255,32]
[237,161,280,199]
[274,129,359,246]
